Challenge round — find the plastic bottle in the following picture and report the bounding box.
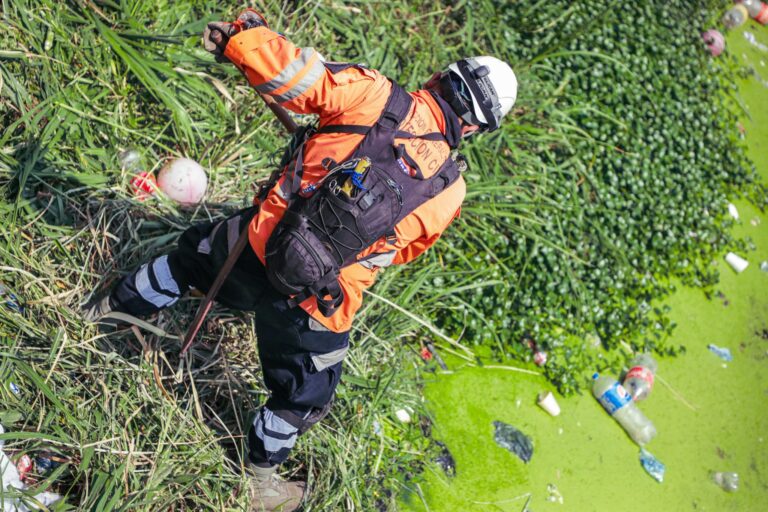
[622,354,658,401]
[741,0,765,17]
[742,0,768,23]
[592,373,657,445]
[723,4,749,28]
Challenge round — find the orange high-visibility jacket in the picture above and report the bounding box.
[224,26,466,333]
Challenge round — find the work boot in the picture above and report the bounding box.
[81,295,114,323]
[248,464,305,512]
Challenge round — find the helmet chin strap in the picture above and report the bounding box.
[455,60,501,132]
[437,71,488,131]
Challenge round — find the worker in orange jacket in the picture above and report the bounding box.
[84,9,517,511]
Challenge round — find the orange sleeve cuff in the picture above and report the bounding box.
[223,27,284,72]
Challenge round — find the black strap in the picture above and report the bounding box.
[394,130,445,141]
[456,60,499,131]
[316,124,370,135]
[318,125,445,143]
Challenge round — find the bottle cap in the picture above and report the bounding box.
[592,372,599,380]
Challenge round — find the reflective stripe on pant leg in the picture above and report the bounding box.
[248,301,350,465]
[248,407,305,466]
[111,254,184,316]
[136,255,181,307]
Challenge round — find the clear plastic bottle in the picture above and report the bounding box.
[622,354,658,402]
[741,0,764,16]
[592,373,657,445]
[723,4,749,28]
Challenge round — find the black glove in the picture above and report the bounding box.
[202,9,268,62]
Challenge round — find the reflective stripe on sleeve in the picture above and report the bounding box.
[254,47,319,95]
[271,51,325,104]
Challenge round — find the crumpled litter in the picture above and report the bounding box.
[639,448,665,483]
[707,344,733,362]
[492,420,534,463]
[0,424,62,511]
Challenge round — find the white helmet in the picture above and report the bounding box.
[440,56,517,132]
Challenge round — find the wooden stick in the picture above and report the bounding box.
[180,93,297,355]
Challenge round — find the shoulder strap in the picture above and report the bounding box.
[315,82,447,144]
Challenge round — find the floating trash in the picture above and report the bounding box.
[723,5,749,29]
[639,448,665,483]
[9,382,20,396]
[434,441,456,477]
[372,420,382,435]
[712,471,739,492]
[546,483,564,504]
[760,261,768,273]
[725,252,749,273]
[537,391,561,417]
[702,29,725,57]
[727,203,739,220]
[492,420,533,463]
[745,31,768,52]
[707,344,733,362]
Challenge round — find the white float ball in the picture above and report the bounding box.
[157,158,208,205]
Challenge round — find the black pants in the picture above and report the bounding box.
[109,207,349,466]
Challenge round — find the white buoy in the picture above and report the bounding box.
[157,158,208,205]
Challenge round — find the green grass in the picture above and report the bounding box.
[1,0,766,510]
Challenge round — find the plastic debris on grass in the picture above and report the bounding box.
[395,409,411,423]
[639,448,665,483]
[707,344,734,362]
[492,421,533,463]
[0,284,23,314]
[0,425,62,511]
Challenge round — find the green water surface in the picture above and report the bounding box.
[403,24,768,512]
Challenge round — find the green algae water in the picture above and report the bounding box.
[402,24,768,512]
